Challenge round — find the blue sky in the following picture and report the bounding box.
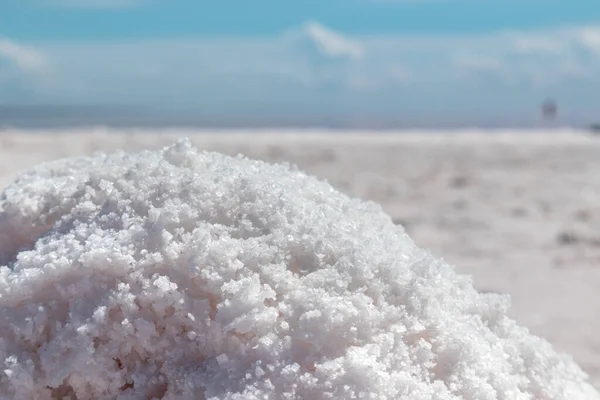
[1,0,600,128]
[3,1,600,39]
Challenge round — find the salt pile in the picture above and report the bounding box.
[0,139,597,399]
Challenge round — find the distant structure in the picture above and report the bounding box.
[541,99,557,121]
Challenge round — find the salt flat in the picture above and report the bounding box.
[1,127,599,388]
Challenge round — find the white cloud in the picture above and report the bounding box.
[0,39,46,71]
[302,22,365,60]
[510,37,564,55]
[579,27,600,54]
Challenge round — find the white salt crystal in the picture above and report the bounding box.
[0,138,597,399]
[187,331,197,340]
[216,354,229,367]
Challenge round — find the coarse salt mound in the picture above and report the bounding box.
[0,139,597,400]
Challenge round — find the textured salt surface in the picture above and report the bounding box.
[0,139,598,399]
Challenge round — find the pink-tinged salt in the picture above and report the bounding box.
[0,139,597,399]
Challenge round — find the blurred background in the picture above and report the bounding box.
[1,0,600,389]
[1,0,600,130]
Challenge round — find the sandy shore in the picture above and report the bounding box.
[1,127,599,388]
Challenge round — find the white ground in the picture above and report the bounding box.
[1,127,599,389]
